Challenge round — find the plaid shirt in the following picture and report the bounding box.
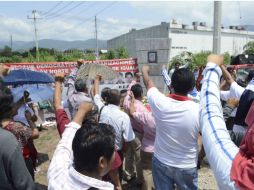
[47,122,114,190]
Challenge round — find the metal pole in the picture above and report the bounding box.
[32,10,40,62]
[213,1,222,54]
[95,16,99,60]
[10,34,13,51]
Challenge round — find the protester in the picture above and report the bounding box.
[168,61,189,79]
[0,65,35,190]
[64,60,92,118]
[142,66,200,190]
[0,128,35,190]
[129,91,156,190]
[0,83,39,180]
[48,102,116,190]
[200,54,254,189]
[123,73,144,185]
[93,75,135,181]
[220,66,254,134]
[53,73,122,190]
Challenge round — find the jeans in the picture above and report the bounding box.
[152,156,198,190]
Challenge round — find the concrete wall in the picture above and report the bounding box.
[136,38,171,92]
[169,28,254,58]
[107,22,169,58]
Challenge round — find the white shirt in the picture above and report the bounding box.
[147,87,200,168]
[220,82,245,101]
[220,80,254,133]
[94,94,135,150]
[47,122,114,190]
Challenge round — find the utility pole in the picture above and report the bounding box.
[213,1,222,54]
[95,16,99,60]
[10,34,13,51]
[28,10,40,62]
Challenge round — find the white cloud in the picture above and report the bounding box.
[129,1,254,27]
[1,1,254,42]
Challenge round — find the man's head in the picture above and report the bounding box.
[120,89,127,108]
[101,87,110,102]
[246,70,254,83]
[82,104,99,125]
[175,62,181,70]
[171,68,195,95]
[72,123,115,177]
[75,79,87,93]
[0,85,14,122]
[107,89,121,106]
[131,84,143,100]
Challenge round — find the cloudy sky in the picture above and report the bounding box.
[0,1,253,42]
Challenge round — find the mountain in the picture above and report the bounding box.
[0,39,107,51]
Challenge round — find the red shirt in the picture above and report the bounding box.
[230,102,254,189]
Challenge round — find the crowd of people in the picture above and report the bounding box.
[0,53,254,190]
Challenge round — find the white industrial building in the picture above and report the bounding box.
[107,20,254,60]
[108,21,254,91]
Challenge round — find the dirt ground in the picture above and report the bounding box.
[34,126,217,190]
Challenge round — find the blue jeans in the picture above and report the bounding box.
[152,156,198,190]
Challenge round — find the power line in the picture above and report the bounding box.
[59,1,117,34]
[45,1,85,19]
[40,1,63,16]
[44,1,74,18]
[95,1,117,16]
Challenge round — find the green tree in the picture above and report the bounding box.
[116,47,129,58]
[106,50,115,60]
[0,46,12,57]
[223,52,231,65]
[170,51,193,69]
[11,55,23,62]
[191,51,211,68]
[243,41,254,54]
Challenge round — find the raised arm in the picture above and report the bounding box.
[141,65,155,90]
[220,65,235,85]
[93,75,104,110]
[25,110,39,139]
[54,73,65,110]
[48,103,92,185]
[200,54,238,189]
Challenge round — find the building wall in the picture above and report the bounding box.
[169,27,253,58]
[107,23,169,57]
[107,22,254,61]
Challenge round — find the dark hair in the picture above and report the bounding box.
[125,72,133,78]
[72,123,115,173]
[131,84,143,99]
[75,79,87,92]
[120,89,127,95]
[171,68,195,95]
[101,87,110,102]
[81,104,99,125]
[247,70,254,82]
[107,89,120,106]
[0,85,13,122]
